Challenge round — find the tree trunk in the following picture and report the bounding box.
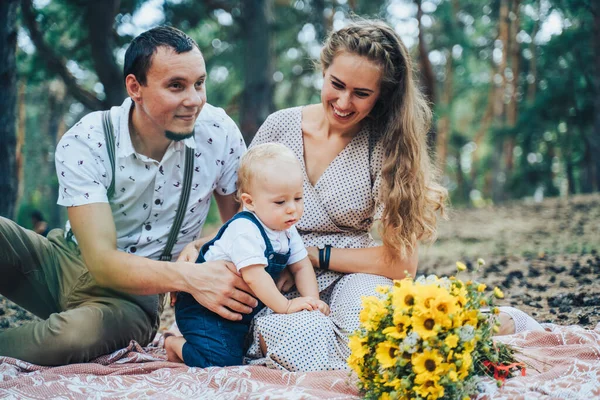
[0,0,19,218]
[312,0,328,43]
[436,56,453,173]
[592,1,600,191]
[240,0,274,145]
[16,80,26,209]
[47,80,67,229]
[471,80,495,182]
[84,0,126,107]
[505,0,520,175]
[416,0,437,152]
[526,0,540,103]
[491,0,510,203]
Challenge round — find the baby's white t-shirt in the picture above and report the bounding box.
[203,214,308,272]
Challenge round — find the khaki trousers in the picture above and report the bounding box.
[0,217,161,366]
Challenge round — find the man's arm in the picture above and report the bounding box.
[69,203,179,294]
[68,203,257,320]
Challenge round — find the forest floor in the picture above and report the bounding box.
[1,193,598,333]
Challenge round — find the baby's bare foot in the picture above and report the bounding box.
[164,335,185,363]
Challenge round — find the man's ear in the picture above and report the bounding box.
[240,193,254,211]
[125,74,142,104]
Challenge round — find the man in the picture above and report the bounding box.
[0,26,257,365]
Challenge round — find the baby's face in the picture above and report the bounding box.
[245,160,304,231]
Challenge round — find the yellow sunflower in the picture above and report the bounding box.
[431,293,459,328]
[383,377,402,390]
[450,283,469,308]
[391,279,417,310]
[494,287,505,299]
[460,309,479,327]
[413,374,445,399]
[456,351,473,379]
[376,341,399,369]
[412,311,440,340]
[347,335,368,374]
[359,295,388,331]
[390,313,412,336]
[444,333,459,349]
[414,284,449,312]
[412,349,446,376]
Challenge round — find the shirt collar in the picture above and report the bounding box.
[115,98,196,159]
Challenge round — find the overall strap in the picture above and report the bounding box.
[102,110,116,199]
[160,146,195,262]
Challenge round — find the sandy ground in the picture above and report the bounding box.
[1,193,598,332]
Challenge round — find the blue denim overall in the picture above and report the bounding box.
[175,211,290,367]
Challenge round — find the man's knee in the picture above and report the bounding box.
[41,311,109,363]
[41,302,152,364]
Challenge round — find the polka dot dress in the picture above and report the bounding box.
[245,107,393,371]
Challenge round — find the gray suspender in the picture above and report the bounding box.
[102,110,194,262]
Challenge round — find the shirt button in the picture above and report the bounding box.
[130,246,137,253]
[154,199,161,205]
[145,224,152,231]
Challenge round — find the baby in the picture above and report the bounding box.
[165,143,329,367]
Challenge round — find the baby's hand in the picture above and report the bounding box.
[315,300,330,316]
[285,296,319,314]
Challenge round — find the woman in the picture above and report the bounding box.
[244,19,542,371]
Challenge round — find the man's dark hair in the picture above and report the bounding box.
[124,26,200,85]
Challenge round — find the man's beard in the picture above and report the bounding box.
[165,129,195,142]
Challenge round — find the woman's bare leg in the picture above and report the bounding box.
[259,333,268,355]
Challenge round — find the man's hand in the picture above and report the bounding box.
[275,267,296,292]
[181,259,257,321]
[170,237,213,306]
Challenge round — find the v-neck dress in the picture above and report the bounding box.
[245,106,393,371]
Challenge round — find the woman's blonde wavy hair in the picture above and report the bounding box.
[320,19,447,260]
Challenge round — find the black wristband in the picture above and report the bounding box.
[319,244,331,270]
[319,246,325,269]
[325,244,332,270]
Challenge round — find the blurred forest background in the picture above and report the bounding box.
[0,0,598,231]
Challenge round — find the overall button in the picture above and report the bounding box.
[154,199,161,205]
[145,224,152,231]
[130,246,137,253]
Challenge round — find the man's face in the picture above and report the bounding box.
[131,46,207,140]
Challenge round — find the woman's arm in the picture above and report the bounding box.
[306,243,418,280]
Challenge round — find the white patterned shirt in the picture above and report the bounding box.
[55,97,246,260]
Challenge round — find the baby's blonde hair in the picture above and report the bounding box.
[237,143,301,198]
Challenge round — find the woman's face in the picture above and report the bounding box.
[321,51,382,133]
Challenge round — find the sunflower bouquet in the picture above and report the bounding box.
[348,260,523,400]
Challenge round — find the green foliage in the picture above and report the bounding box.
[13,0,598,228]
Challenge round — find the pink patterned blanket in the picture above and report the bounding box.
[1,323,599,399]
